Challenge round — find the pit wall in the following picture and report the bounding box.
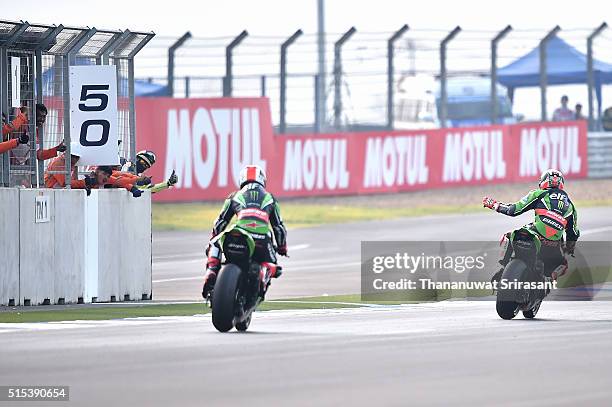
[135,97,589,202]
[0,188,152,306]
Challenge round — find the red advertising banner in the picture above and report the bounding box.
[136,97,588,202]
[136,97,276,202]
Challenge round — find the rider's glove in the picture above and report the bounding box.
[56,142,67,153]
[565,241,577,257]
[136,176,152,186]
[167,170,178,187]
[483,196,500,211]
[84,175,96,188]
[277,245,288,256]
[130,186,142,198]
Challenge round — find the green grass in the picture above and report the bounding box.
[0,296,371,324]
[152,198,612,231]
[152,202,482,231]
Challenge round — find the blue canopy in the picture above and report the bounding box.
[498,36,612,115]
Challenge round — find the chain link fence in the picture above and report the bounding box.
[0,20,154,188]
[135,24,612,133]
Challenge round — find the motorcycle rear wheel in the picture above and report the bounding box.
[496,300,520,320]
[212,264,242,332]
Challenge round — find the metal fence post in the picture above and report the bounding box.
[314,74,321,133]
[167,32,191,97]
[63,27,97,189]
[387,24,409,130]
[35,25,64,186]
[490,25,512,125]
[539,26,561,122]
[223,30,248,97]
[279,29,303,134]
[96,31,124,65]
[95,31,122,65]
[127,33,155,166]
[439,26,461,129]
[185,76,190,97]
[1,21,30,186]
[260,75,266,97]
[1,23,19,184]
[587,22,607,131]
[333,27,356,129]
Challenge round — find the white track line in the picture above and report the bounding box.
[152,261,360,284]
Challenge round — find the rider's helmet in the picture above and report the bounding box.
[539,169,564,190]
[239,165,266,188]
[136,150,156,173]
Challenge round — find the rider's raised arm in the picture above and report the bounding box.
[497,189,546,217]
[211,193,237,238]
[269,195,287,249]
[565,202,580,242]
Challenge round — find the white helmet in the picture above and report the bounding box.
[239,165,266,188]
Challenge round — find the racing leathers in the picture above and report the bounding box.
[202,182,287,298]
[485,187,580,280]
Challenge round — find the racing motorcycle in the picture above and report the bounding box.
[495,227,565,320]
[208,226,282,332]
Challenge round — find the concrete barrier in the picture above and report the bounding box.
[54,189,86,304]
[119,190,152,301]
[0,188,152,306]
[19,189,55,305]
[0,188,19,306]
[96,190,122,302]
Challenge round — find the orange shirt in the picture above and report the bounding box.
[2,112,27,137]
[106,170,137,190]
[0,139,18,154]
[44,154,85,189]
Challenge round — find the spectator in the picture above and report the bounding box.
[114,150,178,193]
[2,107,28,138]
[0,133,29,154]
[34,104,66,161]
[7,104,66,168]
[552,95,574,122]
[575,103,585,120]
[0,110,29,153]
[44,143,85,189]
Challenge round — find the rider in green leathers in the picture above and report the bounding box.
[483,169,580,282]
[202,165,287,299]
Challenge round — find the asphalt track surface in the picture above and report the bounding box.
[153,207,612,300]
[2,207,612,406]
[1,302,612,406]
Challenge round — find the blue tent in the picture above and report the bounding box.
[498,36,612,116]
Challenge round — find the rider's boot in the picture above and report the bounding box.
[202,247,222,299]
[491,233,513,292]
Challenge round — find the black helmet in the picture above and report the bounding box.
[136,150,156,171]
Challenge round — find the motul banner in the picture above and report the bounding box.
[136,97,275,202]
[136,97,587,201]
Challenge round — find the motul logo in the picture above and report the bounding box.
[282,139,349,191]
[519,125,581,177]
[363,135,428,188]
[164,108,266,189]
[442,130,506,182]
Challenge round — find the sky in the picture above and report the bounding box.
[5,0,609,37]
[5,0,612,121]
